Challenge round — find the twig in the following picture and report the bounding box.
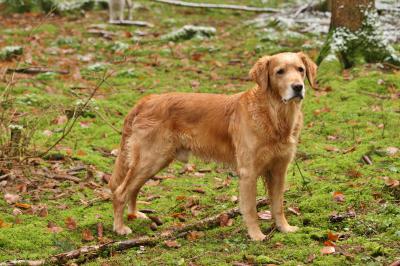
[2,198,269,265]
[152,0,280,13]
[295,160,312,195]
[36,71,113,159]
[109,20,154,27]
[360,91,391,99]
[48,173,81,183]
[6,67,69,75]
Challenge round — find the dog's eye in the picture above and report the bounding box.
[298,67,304,73]
[277,69,285,75]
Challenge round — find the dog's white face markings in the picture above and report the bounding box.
[269,53,306,104]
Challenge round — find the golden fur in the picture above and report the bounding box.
[109,52,317,240]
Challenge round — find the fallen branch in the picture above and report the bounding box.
[2,198,269,265]
[152,0,280,13]
[48,173,81,183]
[109,20,154,27]
[6,67,69,75]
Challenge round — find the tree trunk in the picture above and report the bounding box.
[330,0,374,31]
[317,0,400,68]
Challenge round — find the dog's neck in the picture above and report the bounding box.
[248,86,302,143]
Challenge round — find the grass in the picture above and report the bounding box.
[0,1,399,265]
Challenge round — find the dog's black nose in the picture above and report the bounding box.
[292,84,303,93]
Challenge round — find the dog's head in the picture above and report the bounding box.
[249,52,317,103]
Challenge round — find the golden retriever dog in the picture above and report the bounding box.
[109,52,317,241]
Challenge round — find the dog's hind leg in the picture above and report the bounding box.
[112,143,173,235]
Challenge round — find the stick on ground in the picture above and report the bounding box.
[152,0,280,13]
[2,198,269,266]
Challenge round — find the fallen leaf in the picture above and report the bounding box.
[385,147,399,156]
[325,146,340,152]
[389,260,400,266]
[65,217,77,230]
[82,229,94,241]
[148,215,163,226]
[42,129,53,136]
[258,210,272,220]
[328,231,339,242]
[191,188,205,194]
[186,231,204,241]
[0,219,11,228]
[37,205,48,217]
[172,213,186,222]
[333,191,345,202]
[383,176,399,188]
[47,221,63,233]
[76,150,86,156]
[12,208,23,216]
[97,223,103,239]
[288,207,301,216]
[327,135,338,141]
[127,213,137,220]
[342,146,356,154]
[15,203,31,209]
[321,246,335,255]
[305,254,316,263]
[324,240,336,247]
[150,222,158,231]
[175,195,186,201]
[4,193,20,204]
[164,240,180,248]
[53,115,68,125]
[219,213,233,226]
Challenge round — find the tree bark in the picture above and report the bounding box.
[317,0,400,68]
[330,0,374,32]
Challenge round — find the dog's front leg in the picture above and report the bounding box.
[265,161,298,233]
[238,168,265,241]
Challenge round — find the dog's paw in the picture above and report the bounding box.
[278,225,299,233]
[114,225,132,235]
[249,231,266,241]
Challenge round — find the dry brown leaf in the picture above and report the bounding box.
[127,213,137,220]
[164,240,180,248]
[325,146,340,152]
[65,217,77,230]
[15,203,31,209]
[288,207,301,216]
[186,231,204,241]
[324,240,336,247]
[258,210,272,220]
[4,193,20,204]
[321,246,335,255]
[82,229,95,242]
[0,219,11,228]
[333,191,345,203]
[47,221,63,233]
[97,223,103,239]
[383,176,399,188]
[191,188,205,194]
[328,231,339,242]
[219,213,233,226]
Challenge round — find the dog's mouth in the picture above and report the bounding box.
[282,95,304,104]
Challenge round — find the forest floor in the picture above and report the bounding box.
[0,0,399,265]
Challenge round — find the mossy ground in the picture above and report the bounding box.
[0,1,399,265]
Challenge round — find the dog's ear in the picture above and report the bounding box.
[298,52,318,89]
[249,56,271,90]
